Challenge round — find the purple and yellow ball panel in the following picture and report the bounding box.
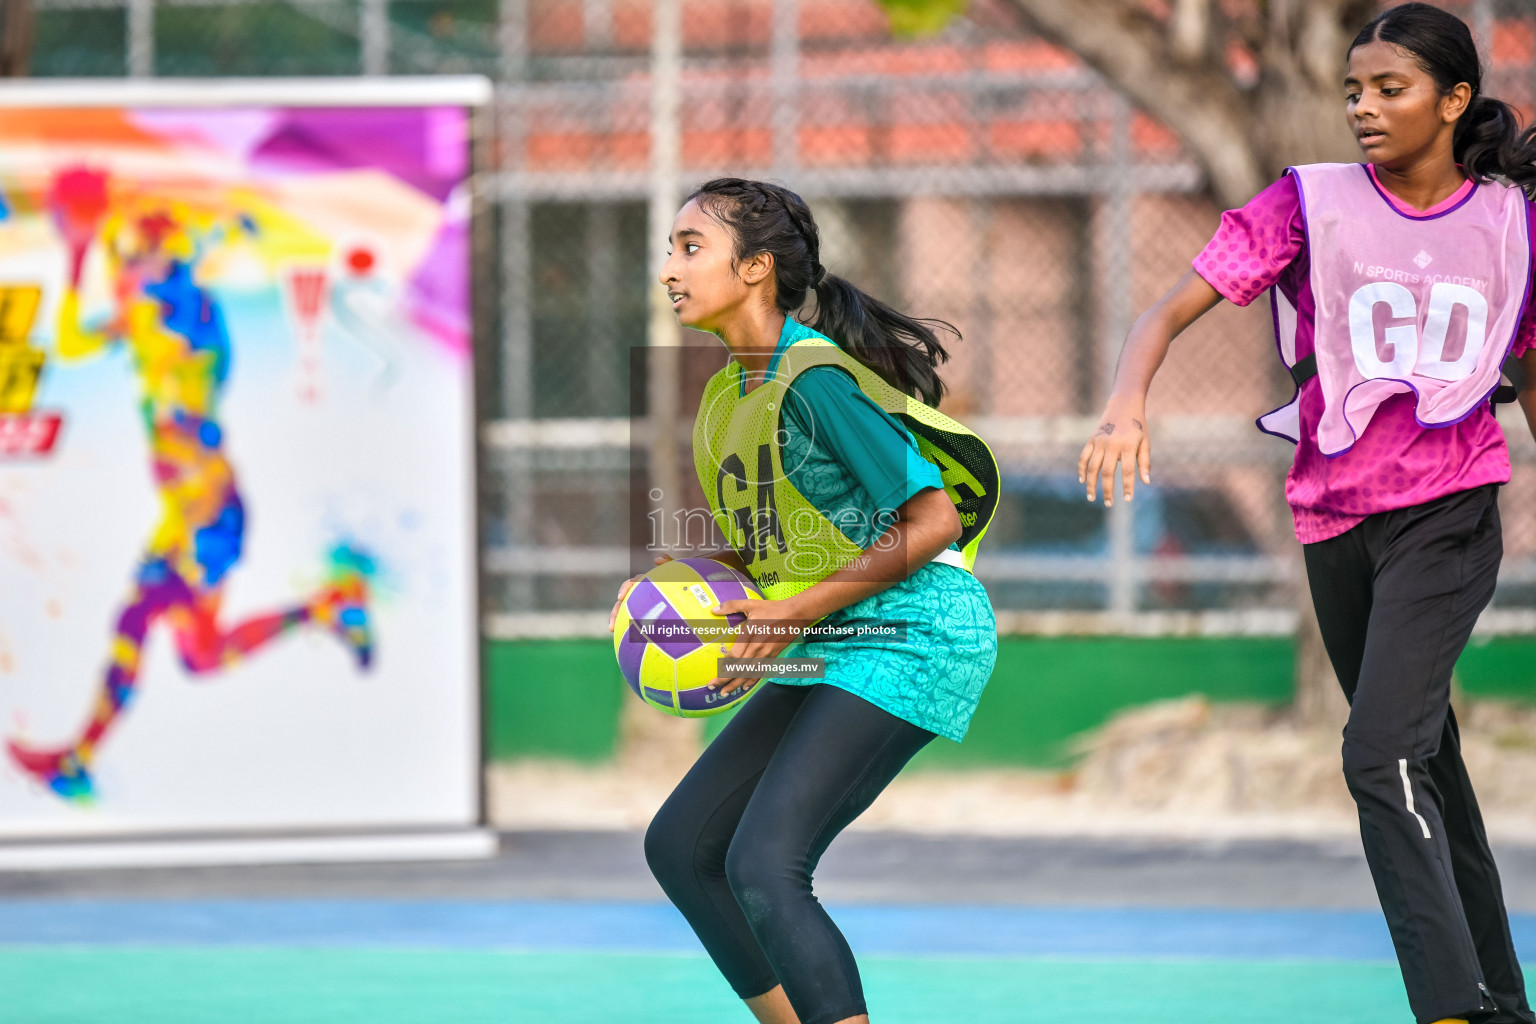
[670,557,758,605]
[611,557,766,719]
[670,642,729,692]
[703,578,751,608]
[615,622,649,690]
[640,684,676,710]
[622,579,704,660]
[676,682,752,717]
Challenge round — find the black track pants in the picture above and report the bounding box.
[645,682,934,1024]
[1304,484,1534,1024]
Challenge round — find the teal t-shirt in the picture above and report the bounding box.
[783,367,944,546]
[755,317,945,548]
[749,318,996,743]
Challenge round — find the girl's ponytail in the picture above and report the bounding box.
[1354,3,1536,196]
[809,270,952,407]
[689,177,955,405]
[1458,95,1536,196]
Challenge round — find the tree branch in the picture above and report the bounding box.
[995,0,1265,206]
[0,0,31,77]
[993,0,1369,208]
[1169,0,1212,66]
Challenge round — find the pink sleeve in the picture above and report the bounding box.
[1510,198,1536,359]
[1192,174,1307,307]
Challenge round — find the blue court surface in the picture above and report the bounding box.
[2,900,1530,1022]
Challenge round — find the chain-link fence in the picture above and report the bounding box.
[25,0,1536,637]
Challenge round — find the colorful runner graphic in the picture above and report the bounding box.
[0,286,65,457]
[4,167,376,802]
[284,265,330,403]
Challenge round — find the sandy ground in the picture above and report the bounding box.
[487,697,1536,844]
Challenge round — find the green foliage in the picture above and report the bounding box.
[153,4,361,77]
[876,0,970,38]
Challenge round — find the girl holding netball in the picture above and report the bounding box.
[609,178,997,1024]
[1081,6,1536,1023]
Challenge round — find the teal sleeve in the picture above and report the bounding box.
[782,365,943,512]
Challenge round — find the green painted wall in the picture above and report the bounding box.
[914,637,1293,768]
[1457,635,1536,701]
[483,640,626,761]
[483,635,1536,769]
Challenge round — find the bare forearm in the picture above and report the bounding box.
[708,489,960,696]
[1080,270,1222,505]
[786,489,959,623]
[1106,269,1221,408]
[1108,313,1176,408]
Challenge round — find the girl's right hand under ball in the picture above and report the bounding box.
[607,554,673,633]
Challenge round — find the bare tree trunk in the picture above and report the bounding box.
[994,0,1264,207]
[0,0,31,78]
[1247,7,1367,187]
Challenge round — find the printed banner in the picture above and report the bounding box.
[0,92,480,837]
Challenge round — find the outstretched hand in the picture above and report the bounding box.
[1075,271,1220,506]
[1078,413,1151,507]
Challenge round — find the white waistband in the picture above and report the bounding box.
[930,548,966,569]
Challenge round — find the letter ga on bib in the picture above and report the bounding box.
[692,332,999,601]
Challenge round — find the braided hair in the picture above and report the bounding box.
[687,177,955,405]
[1351,3,1536,196]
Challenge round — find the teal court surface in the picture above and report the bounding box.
[2,833,1533,1023]
[0,902,1510,1023]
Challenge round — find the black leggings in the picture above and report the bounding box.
[645,682,934,1024]
[1305,484,1533,1024]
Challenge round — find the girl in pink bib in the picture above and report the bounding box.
[1080,6,1536,1024]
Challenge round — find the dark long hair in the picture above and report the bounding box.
[1350,2,1536,195]
[687,177,954,405]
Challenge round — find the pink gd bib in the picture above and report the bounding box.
[1257,163,1531,455]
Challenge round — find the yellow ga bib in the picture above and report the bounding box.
[692,332,999,600]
